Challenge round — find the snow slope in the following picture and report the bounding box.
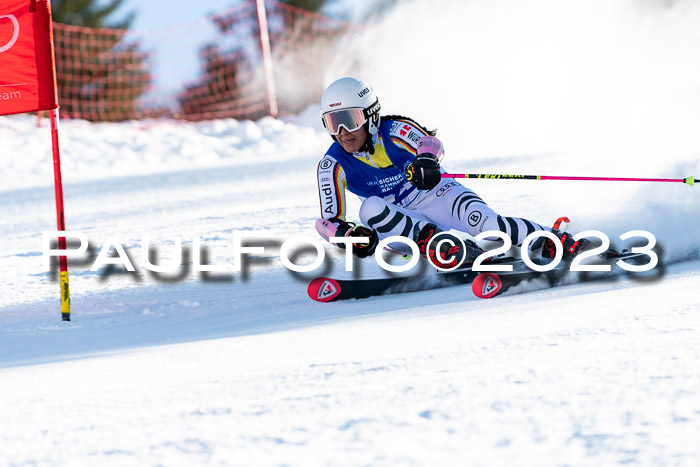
[2,111,699,466]
[3,0,700,465]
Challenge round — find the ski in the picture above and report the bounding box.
[308,251,655,302]
[308,257,524,302]
[308,268,481,302]
[471,251,654,299]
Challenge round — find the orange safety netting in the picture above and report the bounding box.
[51,0,359,121]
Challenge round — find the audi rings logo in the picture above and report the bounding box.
[468,211,482,227]
[0,14,20,53]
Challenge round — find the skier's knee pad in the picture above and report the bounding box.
[359,196,388,226]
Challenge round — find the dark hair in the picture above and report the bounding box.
[383,114,437,136]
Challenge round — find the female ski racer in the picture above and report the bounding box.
[316,77,587,268]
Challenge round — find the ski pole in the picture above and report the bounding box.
[442,173,695,186]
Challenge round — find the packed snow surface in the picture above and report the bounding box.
[3,0,700,465]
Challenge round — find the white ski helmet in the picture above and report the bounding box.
[320,77,381,137]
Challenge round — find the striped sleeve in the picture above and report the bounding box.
[317,155,347,221]
[388,119,430,155]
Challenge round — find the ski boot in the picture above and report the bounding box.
[416,223,483,270]
[539,217,593,260]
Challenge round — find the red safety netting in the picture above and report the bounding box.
[51,0,359,121]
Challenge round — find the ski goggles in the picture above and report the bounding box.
[321,108,367,135]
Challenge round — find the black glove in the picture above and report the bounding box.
[405,153,441,190]
[335,221,379,258]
